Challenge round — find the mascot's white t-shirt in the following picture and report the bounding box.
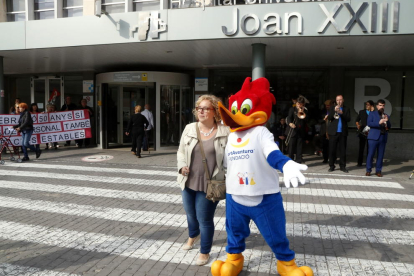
[225,126,280,196]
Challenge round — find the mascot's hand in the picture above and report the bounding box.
[282,160,307,188]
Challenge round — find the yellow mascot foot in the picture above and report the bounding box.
[211,253,244,276]
[277,259,314,276]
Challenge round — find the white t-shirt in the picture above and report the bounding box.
[225,126,280,196]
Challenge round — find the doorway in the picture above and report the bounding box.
[106,83,156,148]
[31,77,63,112]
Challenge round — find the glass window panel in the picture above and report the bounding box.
[35,10,54,20]
[13,78,31,113]
[7,0,25,12]
[63,76,83,109]
[64,0,83,7]
[7,13,26,21]
[102,0,125,3]
[344,71,403,129]
[102,4,125,13]
[34,0,54,10]
[403,72,414,129]
[181,87,194,135]
[63,8,83,17]
[160,85,180,147]
[34,80,46,113]
[133,2,160,12]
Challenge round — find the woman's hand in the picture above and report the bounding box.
[125,132,129,136]
[181,166,190,176]
[16,128,20,132]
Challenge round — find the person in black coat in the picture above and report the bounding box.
[13,103,41,161]
[327,95,351,173]
[274,117,288,154]
[319,99,333,163]
[285,96,308,163]
[61,96,78,146]
[355,100,374,166]
[125,105,149,158]
[76,99,94,148]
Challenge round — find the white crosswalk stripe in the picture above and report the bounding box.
[2,163,404,189]
[281,187,414,202]
[0,263,80,276]
[1,220,413,275]
[3,162,177,176]
[1,181,413,217]
[1,195,413,245]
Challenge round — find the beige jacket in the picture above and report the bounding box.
[177,122,230,191]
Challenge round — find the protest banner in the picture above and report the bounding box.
[0,110,91,146]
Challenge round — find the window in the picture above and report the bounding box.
[6,0,26,22]
[102,0,125,14]
[63,0,83,17]
[133,0,160,12]
[34,0,54,20]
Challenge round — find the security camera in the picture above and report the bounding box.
[95,1,108,17]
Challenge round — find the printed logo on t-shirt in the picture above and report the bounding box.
[236,172,256,186]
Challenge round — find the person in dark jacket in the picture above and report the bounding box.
[76,99,94,148]
[327,95,351,173]
[355,100,374,166]
[13,103,41,161]
[125,105,149,158]
[61,96,78,146]
[285,96,308,163]
[274,117,287,154]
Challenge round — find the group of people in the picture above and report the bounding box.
[125,104,154,158]
[275,94,391,176]
[8,96,94,161]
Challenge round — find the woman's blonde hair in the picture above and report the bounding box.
[192,94,221,122]
[135,105,142,113]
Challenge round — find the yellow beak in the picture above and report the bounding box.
[218,101,268,132]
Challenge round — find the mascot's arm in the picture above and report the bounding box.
[261,127,308,188]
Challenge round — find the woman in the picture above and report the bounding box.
[44,104,59,150]
[177,95,230,266]
[125,105,149,158]
[13,103,41,161]
[29,103,42,152]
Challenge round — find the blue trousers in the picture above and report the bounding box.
[366,135,387,173]
[226,193,295,261]
[181,187,219,254]
[21,130,37,158]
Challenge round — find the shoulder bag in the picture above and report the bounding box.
[196,123,226,202]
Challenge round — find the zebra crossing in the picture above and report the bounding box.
[0,161,413,276]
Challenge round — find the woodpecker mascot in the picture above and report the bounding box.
[211,77,313,276]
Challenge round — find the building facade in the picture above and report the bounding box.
[0,0,413,157]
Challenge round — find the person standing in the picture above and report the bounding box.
[44,104,59,150]
[76,99,93,148]
[285,96,308,163]
[328,95,351,173]
[355,100,374,166]
[274,117,287,154]
[61,96,78,146]
[141,104,154,151]
[365,99,391,177]
[29,103,41,152]
[177,95,229,266]
[320,99,332,163]
[125,105,149,158]
[13,103,41,161]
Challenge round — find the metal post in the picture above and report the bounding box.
[0,57,4,114]
[252,43,266,81]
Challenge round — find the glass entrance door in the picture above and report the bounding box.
[106,83,156,147]
[32,77,62,112]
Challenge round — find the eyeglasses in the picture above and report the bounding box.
[195,107,214,113]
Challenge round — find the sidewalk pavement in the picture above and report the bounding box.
[0,145,413,276]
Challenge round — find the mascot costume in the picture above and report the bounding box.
[211,77,313,276]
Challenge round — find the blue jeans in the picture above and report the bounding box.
[21,130,37,158]
[225,193,295,261]
[181,187,219,254]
